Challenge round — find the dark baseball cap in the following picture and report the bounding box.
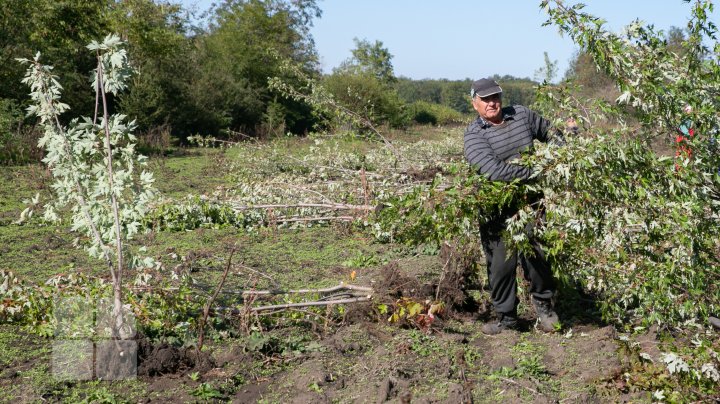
[470,78,503,98]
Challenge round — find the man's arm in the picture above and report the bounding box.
[527,107,568,146]
[464,128,531,182]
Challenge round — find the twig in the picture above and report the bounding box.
[197,247,235,352]
[214,295,372,315]
[498,377,543,397]
[235,264,279,288]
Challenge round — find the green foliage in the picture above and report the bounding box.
[408,101,465,126]
[145,196,252,231]
[323,71,409,129]
[190,382,224,400]
[618,332,720,400]
[272,36,409,131]
[244,331,317,357]
[109,0,199,139]
[0,98,40,165]
[372,169,525,246]
[341,252,379,268]
[534,51,559,83]
[0,0,110,118]
[18,35,157,265]
[18,34,160,341]
[195,0,321,137]
[336,38,397,84]
[536,0,720,328]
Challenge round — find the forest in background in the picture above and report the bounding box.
[0,0,627,164]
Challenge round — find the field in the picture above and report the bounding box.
[2,125,704,403]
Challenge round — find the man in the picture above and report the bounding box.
[463,78,568,335]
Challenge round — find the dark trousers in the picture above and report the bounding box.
[480,208,555,316]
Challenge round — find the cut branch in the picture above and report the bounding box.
[231,202,373,211]
[252,296,371,312]
[197,247,235,351]
[241,283,373,296]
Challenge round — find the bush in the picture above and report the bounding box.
[323,71,409,129]
[408,101,465,126]
[0,98,42,165]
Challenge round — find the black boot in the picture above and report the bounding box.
[481,312,518,335]
[533,297,560,332]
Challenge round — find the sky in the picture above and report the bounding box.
[179,0,718,81]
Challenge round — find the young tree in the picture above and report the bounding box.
[19,34,156,337]
[534,51,559,83]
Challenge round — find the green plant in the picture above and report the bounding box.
[18,34,157,337]
[341,252,378,268]
[190,382,224,400]
[405,329,443,357]
[409,101,464,126]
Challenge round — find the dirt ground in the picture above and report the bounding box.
[0,253,651,403]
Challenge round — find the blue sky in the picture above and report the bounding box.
[180,1,718,81]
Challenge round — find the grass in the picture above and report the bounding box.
[3,127,708,403]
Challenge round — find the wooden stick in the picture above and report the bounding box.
[241,283,373,296]
[213,295,372,314]
[197,247,235,351]
[272,216,356,223]
[498,377,543,397]
[230,202,373,211]
[252,296,371,312]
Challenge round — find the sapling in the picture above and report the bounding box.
[18,34,156,338]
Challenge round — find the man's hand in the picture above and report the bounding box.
[565,118,579,134]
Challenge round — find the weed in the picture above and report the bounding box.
[190,382,224,400]
[508,338,549,379]
[341,252,378,268]
[406,329,442,357]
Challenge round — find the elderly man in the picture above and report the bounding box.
[463,78,567,335]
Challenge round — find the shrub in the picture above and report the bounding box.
[0,98,42,165]
[322,71,409,129]
[408,101,465,126]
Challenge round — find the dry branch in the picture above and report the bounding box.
[230,202,374,211]
[241,283,373,296]
[240,295,371,313]
[197,247,235,351]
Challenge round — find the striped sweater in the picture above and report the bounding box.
[464,105,560,182]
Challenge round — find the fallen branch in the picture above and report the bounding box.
[498,377,543,398]
[213,295,372,315]
[251,296,372,312]
[230,202,374,211]
[197,247,235,352]
[241,283,373,296]
[271,215,356,223]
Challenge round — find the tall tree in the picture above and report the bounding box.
[0,0,110,118]
[109,0,196,137]
[189,0,321,137]
[337,38,397,84]
[325,38,407,128]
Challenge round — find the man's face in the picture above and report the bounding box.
[472,93,503,123]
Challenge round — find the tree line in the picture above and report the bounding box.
[0,0,664,163]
